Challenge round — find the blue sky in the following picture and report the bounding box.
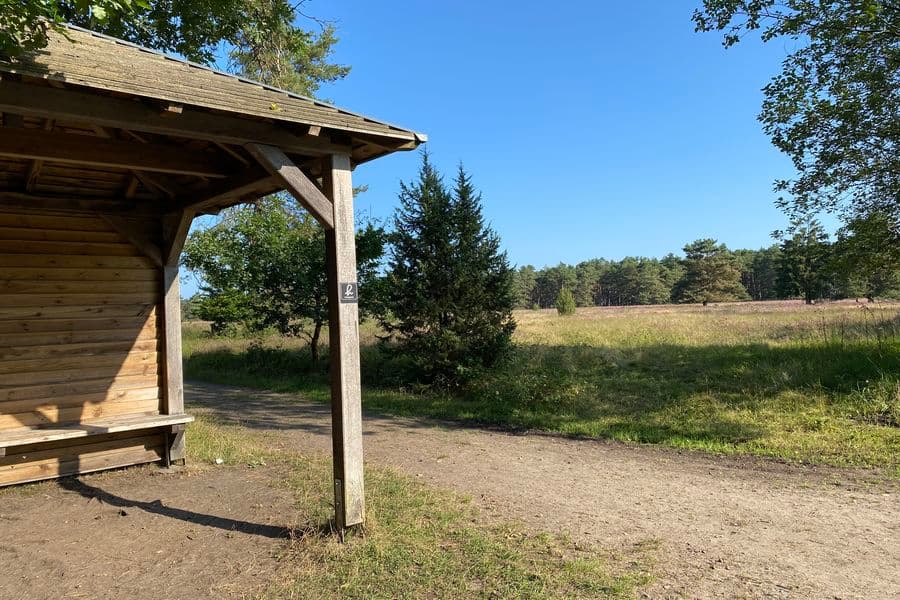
[188,1,829,294]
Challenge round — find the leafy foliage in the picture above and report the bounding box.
[0,0,143,57]
[5,0,349,97]
[383,154,516,385]
[182,195,386,359]
[694,1,899,225]
[555,287,576,316]
[832,211,900,300]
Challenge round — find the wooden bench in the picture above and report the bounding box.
[0,413,194,457]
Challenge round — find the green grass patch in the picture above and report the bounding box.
[183,302,900,474]
[186,414,653,599]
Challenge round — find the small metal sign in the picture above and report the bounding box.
[340,282,358,303]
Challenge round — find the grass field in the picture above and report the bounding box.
[186,414,652,598]
[183,300,900,474]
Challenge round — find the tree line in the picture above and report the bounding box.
[514,214,900,310]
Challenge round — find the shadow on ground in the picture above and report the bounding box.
[58,476,292,539]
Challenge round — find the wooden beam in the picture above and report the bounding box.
[214,142,251,166]
[0,191,161,216]
[246,143,334,229]
[131,170,182,200]
[162,209,195,266]
[0,127,231,178]
[176,171,281,214]
[99,215,164,267]
[323,152,365,529]
[0,80,354,157]
[161,266,185,463]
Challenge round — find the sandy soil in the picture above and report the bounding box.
[0,465,297,600]
[186,383,900,600]
[2,381,898,599]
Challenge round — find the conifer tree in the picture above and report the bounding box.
[555,288,576,315]
[383,153,515,384]
[673,239,749,304]
[776,220,832,304]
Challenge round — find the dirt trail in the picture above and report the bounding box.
[187,382,899,600]
[2,382,897,599]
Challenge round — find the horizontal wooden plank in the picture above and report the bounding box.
[0,323,157,348]
[0,313,156,335]
[0,240,139,256]
[1,386,160,416]
[0,266,158,282]
[0,395,161,429]
[0,432,162,465]
[1,362,159,387]
[0,226,123,243]
[0,350,158,375]
[0,293,157,307]
[0,80,350,157]
[0,212,110,232]
[0,428,161,457]
[0,338,159,361]
[0,253,156,269]
[0,192,162,217]
[38,164,129,182]
[0,127,232,178]
[0,280,159,294]
[0,374,160,402]
[0,304,156,321]
[0,444,164,486]
[0,412,192,448]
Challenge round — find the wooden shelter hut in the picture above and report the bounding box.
[0,25,425,528]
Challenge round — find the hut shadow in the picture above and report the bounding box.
[57,476,295,540]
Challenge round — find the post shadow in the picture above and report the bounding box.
[57,476,296,540]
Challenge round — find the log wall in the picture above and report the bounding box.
[0,207,166,485]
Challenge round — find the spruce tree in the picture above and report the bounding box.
[383,153,515,384]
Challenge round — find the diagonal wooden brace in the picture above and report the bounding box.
[245,143,335,229]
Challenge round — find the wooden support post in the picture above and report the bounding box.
[159,209,193,465]
[161,265,185,464]
[323,153,365,529]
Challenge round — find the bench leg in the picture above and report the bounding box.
[164,424,187,467]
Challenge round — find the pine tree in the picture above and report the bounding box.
[777,220,832,304]
[383,153,516,384]
[673,239,749,304]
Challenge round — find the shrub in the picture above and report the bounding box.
[556,288,576,316]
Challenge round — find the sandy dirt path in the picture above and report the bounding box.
[187,382,899,600]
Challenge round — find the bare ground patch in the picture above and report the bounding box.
[1,381,897,599]
[188,382,899,599]
[0,465,297,600]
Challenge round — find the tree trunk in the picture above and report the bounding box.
[310,320,323,361]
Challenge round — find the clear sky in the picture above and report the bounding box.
[187,1,831,294]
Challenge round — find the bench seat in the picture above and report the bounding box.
[0,413,194,456]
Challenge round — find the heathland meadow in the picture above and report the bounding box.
[183,300,900,474]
